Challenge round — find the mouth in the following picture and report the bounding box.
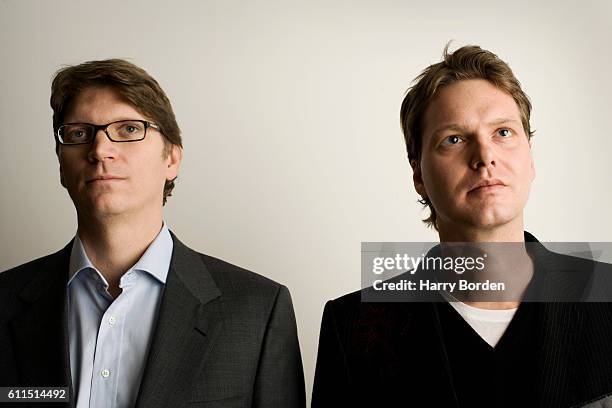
[468,180,506,194]
[470,184,505,193]
[86,176,125,184]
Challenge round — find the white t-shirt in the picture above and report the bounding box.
[446,298,517,348]
[440,244,536,347]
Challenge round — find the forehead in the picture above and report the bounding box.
[64,86,144,124]
[422,79,521,134]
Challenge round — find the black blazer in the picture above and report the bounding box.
[0,232,305,408]
[312,233,612,408]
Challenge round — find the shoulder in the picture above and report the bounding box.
[183,250,297,328]
[0,245,70,316]
[324,270,435,314]
[198,251,287,297]
[545,250,610,269]
[0,247,69,289]
[169,232,289,303]
[527,232,612,273]
[321,285,429,332]
[323,288,363,317]
[173,241,294,319]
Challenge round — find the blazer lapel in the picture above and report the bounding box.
[528,238,584,407]
[136,233,222,408]
[9,243,73,403]
[529,241,612,407]
[534,302,582,408]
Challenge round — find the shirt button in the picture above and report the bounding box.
[108,316,117,326]
[101,369,111,378]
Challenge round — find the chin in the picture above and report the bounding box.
[469,211,518,231]
[450,204,517,229]
[80,198,131,217]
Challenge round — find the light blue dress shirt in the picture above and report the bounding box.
[68,223,173,408]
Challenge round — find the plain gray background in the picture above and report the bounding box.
[2,0,611,402]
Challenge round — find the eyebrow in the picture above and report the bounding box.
[62,117,145,125]
[431,118,521,138]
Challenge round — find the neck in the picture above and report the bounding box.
[437,217,532,309]
[76,210,164,298]
[438,217,526,243]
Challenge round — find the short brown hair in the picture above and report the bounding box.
[50,59,182,205]
[400,44,534,230]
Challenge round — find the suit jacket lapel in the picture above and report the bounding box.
[10,243,73,403]
[527,237,584,407]
[528,240,612,407]
[136,232,222,408]
[534,302,582,407]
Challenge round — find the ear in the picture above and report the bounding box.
[58,151,67,188]
[528,139,536,182]
[165,144,183,181]
[411,159,428,198]
[59,165,67,188]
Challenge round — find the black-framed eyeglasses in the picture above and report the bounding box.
[55,120,160,145]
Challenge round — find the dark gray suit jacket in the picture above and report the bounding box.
[0,232,305,407]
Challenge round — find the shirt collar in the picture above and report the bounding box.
[68,222,173,286]
[131,223,172,284]
[68,234,95,285]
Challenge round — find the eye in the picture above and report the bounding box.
[117,121,144,134]
[63,126,89,140]
[441,135,463,146]
[497,128,512,137]
[113,121,145,139]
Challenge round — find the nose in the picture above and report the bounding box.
[87,129,117,163]
[470,134,496,170]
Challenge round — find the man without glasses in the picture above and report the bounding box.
[312,45,612,407]
[0,59,305,408]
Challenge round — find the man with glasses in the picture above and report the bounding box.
[0,59,305,407]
